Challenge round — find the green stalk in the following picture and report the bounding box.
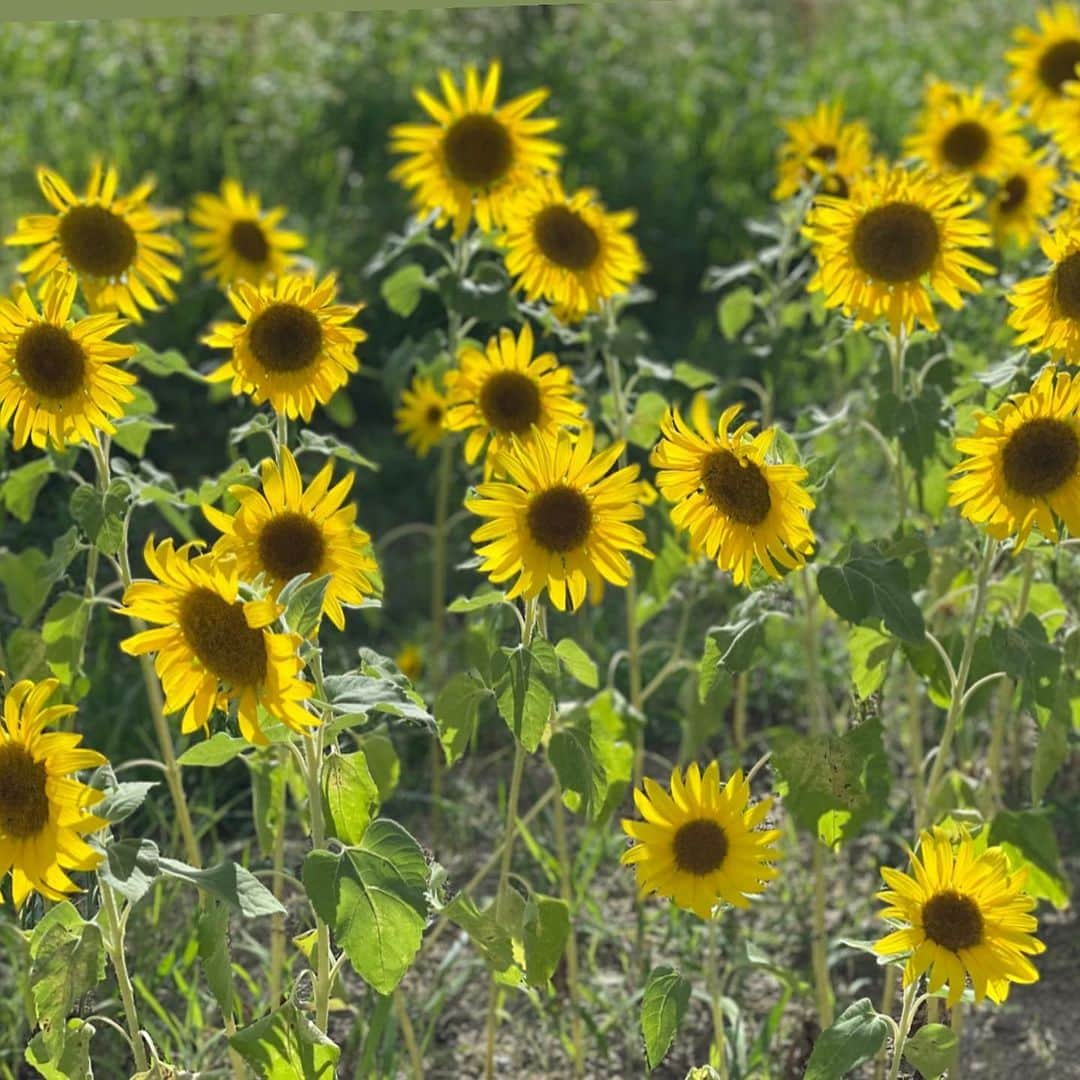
[706,915,728,1080]
[98,881,150,1074]
[888,330,909,530]
[552,783,586,1078]
[304,726,332,1033]
[429,438,454,839]
[268,745,289,1010]
[885,981,920,1080]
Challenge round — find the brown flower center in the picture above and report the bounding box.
[229,220,270,264]
[1053,252,1080,320]
[58,204,137,279]
[1001,417,1080,497]
[922,890,984,952]
[479,371,542,434]
[258,512,326,584]
[424,403,444,426]
[672,818,729,876]
[0,744,50,840]
[701,450,772,525]
[526,484,592,553]
[533,205,601,271]
[15,325,86,399]
[178,587,268,688]
[941,120,991,169]
[1038,38,1080,93]
[248,303,323,374]
[442,114,514,188]
[810,144,838,165]
[999,175,1029,215]
[852,202,940,283]
[821,174,850,199]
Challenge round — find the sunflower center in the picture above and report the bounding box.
[672,818,729,876]
[229,220,270,264]
[999,175,1029,214]
[701,450,771,525]
[1038,38,1080,92]
[1053,252,1080,320]
[821,174,850,199]
[851,202,940,283]
[479,371,542,434]
[526,484,593,553]
[533,205,601,271]
[178,587,268,688]
[810,144,837,165]
[14,325,86,400]
[1001,417,1080,497]
[258,512,326,583]
[941,121,991,169]
[57,204,137,279]
[922,890,984,952]
[248,303,323,373]
[442,114,514,188]
[0,744,50,840]
[424,403,444,425]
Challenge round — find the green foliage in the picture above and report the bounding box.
[640,965,691,1072]
[903,1023,958,1078]
[803,998,888,1079]
[322,749,380,845]
[230,1003,339,1079]
[493,639,559,752]
[818,553,925,644]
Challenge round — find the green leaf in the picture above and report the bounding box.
[442,893,516,977]
[69,480,130,557]
[323,388,356,428]
[554,638,598,688]
[903,1023,958,1078]
[434,672,491,766]
[672,361,716,389]
[230,1002,339,1079]
[804,998,888,1079]
[279,573,331,638]
[322,667,432,729]
[990,614,1060,709]
[5,627,49,681]
[196,899,234,1020]
[493,639,559,752]
[3,457,53,522]
[718,286,755,340]
[302,820,429,994]
[627,391,669,449]
[0,548,50,624]
[380,263,429,317]
[322,750,379,846]
[178,733,249,768]
[989,809,1072,908]
[640,965,691,1072]
[156,857,286,917]
[25,1019,95,1080]
[129,343,195,378]
[41,594,90,689]
[446,588,507,613]
[294,429,379,471]
[1031,704,1069,805]
[98,838,159,905]
[847,626,896,699]
[818,556,925,643]
[355,732,400,803]
[95,781,158,823]
[522,893,569,988]
[876,383,947,471]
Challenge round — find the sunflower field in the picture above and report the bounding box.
[0,1,1078,1078]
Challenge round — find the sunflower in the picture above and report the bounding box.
[189,178,305,288]
[874,827,1045,1006]
[396,644,424,683]
[202,272,365,421]
[650,395,815,587]
[0,678,107,909]
[118,537,316,746]
[989,150,1059,250]
[772,101,873,202]
[389,61,562,236]
[620,762,781,920]
[1007,4,1080,124]
[500,175,645,322]
[803,163,994,335]
[4,162,183,323]
[948,365,1080,549]
[204,447,379,632]
[394,373,449,458]
[465,424,652,612]
[1008,221,1080,363]
[0,272,137,451]
[444,322,585,478]
[904,86,1027,182]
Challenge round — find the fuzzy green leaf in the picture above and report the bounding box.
[157,857,286,917]
[804,998,888,1079]
[322,750,379,846]
[178,733,249,768]
[434,672,490,766]
[554,638,599,688]
[230,1002,339,1079]
[903,1023,957,1078]
[641,965,691,1071]
[818,556,925,643]
[197,899,235,1020]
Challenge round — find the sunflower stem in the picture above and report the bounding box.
[268,744,289,1010]
[885,979,920,1080]
[275,409,289,461]
[552,779,586,1078]
[98,881,150,1074]
[872,967,899,1080]
[706,914,729,1080]
[733,671,749,759]
[429,437,454,841]
[305,657,333,1034]
[393,990,425,1079]
[951,1001,965,1079]
[887,329,909,530]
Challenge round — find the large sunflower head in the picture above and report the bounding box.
[621,762,781,920]
[1008,221,1080,363]
[948,365,1080,549]
[874,827,1045,1006]
[772,100,873,202]
[989,149,1059,251]
[394,373,449,458]
[202,272,366,422]
[389,61,562,236]
[444,322,585,478]
[465,424,652,612]
[189,178,306,288]
[118,537,316,746]
[4,162,183,323]
[0,272,137,451]
[803,163,994,335]
[500,174,645,323]
[650,395,815,587]
[204,447,380,633]
[1007,4,1080,124]
[0,678,107,909]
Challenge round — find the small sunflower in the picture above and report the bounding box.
[874,827,1045,1006]
[118,537,315,746]
[772,101,873,202]
[394,373,449,458]
[803,163,994,335]
[948,365,1080,548]
[989,150,1059,250]
[1007,4,1080,124]
[650,395,815,587]
[500,175,645,322]
[202,272,365,421]
[621,762,781,920]
[204,447,379,633]
[1008,221,1080,363]
[0,678,107,909]
[389,61,562,236]
[466,424,652,612]
[4,162,183,323]
[189,179,305,288]
[444,322,585,477]
[0,272,137,451]
[396,644,424,683]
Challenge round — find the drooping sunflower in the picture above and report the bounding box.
[948,365,1080,549]
[466,424,652,612]
[772,101,873,202]
[874,827,1045,1006]
[394,373,449,458]
[803,163,994,335]
[0,272,137,451]
[0,678,107,909]
[189,179,306,288]
[621,762,781,920]
[204,447,379,632]
[650,395,815,587]
[202,272,365,421]
[4,162,183,323]
[389,61,562,236]
[500,175,645,322]
[1008,221,1080,363]
[1007,4,1080,124]
[989,150,1059,250]
[118,537,316,746]
[444,322,585,478]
